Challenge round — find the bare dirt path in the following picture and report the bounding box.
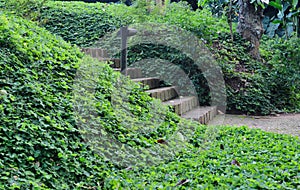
[208,113,300,138]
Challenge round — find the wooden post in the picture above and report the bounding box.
[119,27,137,76]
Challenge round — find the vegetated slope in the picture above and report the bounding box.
[40,1,300,115]
[40,1,125,47]
[0,11,200,188]
[0,13,112,189]
[1,8,300,190]
[0,11,190,188]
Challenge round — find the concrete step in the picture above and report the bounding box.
[181,106,217,124]
[163,96,199,115]
[81,48,120,68]
[81,48,108,58]
[132,77,160,90]
[108,58,120,68]
[145,86,178,102]
[113,68,142,79]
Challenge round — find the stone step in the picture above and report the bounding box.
[132,77,160,90]
[113,68,142,79]
[81,48,120,68]
[145,86,178,102]
[108,58,120,68]
[181,106,217,124]
[81,48,108,58]
[163,96,199,115]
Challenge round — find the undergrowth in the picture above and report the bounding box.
[0,11,210,188]
[36,1,300,115]
[0,12,111,188]
[0,3,299,189]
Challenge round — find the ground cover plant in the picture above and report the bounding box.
[106,126,300,189]
[37,1,300,115]
[0,1,299,189]
[0,10,197,188]
[0,10,211,188]
[39,1,125,47]
[260,36,300,113]
[0,12,114,189]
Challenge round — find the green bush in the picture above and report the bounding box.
[210,33,276,115]
[261,36,300,112]
[106,2,230,41]
[40,1,229,47]
[0,0,49,21]
[40,1,126,47]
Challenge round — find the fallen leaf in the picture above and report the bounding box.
[175,179,190,186]
[231,159,241,167]
[157,139,168,145]
[125,166,132,170]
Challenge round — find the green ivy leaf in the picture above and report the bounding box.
[269,1,282,10]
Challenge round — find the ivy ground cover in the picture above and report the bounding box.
[0,10,299,189]
[39,1,300,115]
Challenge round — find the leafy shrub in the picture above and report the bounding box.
[263,0,300,38]
[210,33,276,115]
[39,1,126,47]
[211,33,300,114]
[1,0,49,21]
[40,1,229,47]
[106,2,230,41]
[260,36,300,112]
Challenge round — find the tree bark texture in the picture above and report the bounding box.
[238,0,264,60]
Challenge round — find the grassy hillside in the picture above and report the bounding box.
[0,5,299,190]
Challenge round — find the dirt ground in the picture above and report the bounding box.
[208,113,300,138]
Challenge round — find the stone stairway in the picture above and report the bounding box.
[82,48,217,124]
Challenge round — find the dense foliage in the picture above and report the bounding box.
[199,0,300,38]
[40,1,125,47]
[0,0,49,21]
[260,36,300,112]
[0,13,113,188]
[0,11,192,188]
[38,1,300,115]
[0,5,300,189]
[107,126,300,189]
[210,33,275,114]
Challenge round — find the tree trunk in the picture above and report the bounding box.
[238,0,264,60]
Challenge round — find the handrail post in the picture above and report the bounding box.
[119,27,137,76]
[120,26,128,75]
